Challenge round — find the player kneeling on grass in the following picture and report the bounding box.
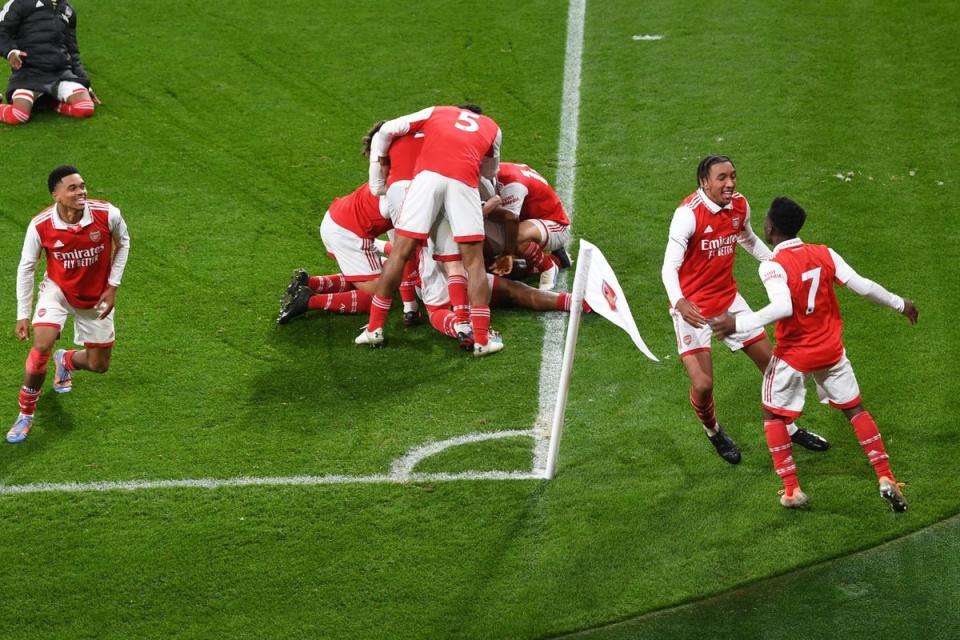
[9,166,130,444]
[0,0,100,126]
[712,197,917,511]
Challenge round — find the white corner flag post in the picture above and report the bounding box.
[544,239,659,480]
[544,243,592,480]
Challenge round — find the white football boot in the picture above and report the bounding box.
[354,326,384,347]
[538,263,559,290]
[473,330,504,357]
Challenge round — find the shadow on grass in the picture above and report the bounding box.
[554,513,960,640]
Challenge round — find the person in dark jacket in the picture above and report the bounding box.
[0,0,98,125]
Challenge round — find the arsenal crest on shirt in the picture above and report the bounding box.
[89,230,102,242]
[732,216,741,229]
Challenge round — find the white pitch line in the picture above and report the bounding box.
[0,0,587,498]
[532,0,586,474]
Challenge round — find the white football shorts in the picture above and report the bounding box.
[395,171,484,244]
[670,292,766,356]
[762,351,862,418]
[526,219,571,252]
[319,212,382,282]
[32,277,116,347]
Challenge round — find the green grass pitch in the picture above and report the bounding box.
[1,1,958,638]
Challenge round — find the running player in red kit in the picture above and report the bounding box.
[358,104,503,356]
[662,156,828,464]
[9,165,131,443]
[713,197,918,510]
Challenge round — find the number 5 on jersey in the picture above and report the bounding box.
[454,111,480,132]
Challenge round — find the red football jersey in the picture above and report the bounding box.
[386,131,424,187]
[497,162,570,225]
[328,183,391,239]
[30,200,120,309]
[410,106,500,188]
[677,190,750,317]
[771,240,845,371]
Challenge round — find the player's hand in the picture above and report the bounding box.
[675,298,707,328]
[901,299,919,325]
[482,195,502,218]
[15,319,30,341]
[97,286,117,319]
[490,254,513,276]
[7,50,26,70]
[89,88,102,105]
[710,313,737,339]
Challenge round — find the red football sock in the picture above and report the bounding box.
[308,274,350,293]
[556,292,572,311]
[367,294,393,331]
[470,305,491,345]
[850,411,894,480]
[764,419,800,494]
[307,290,372,314]
[0,104,30,125]
[522,242,555,274]
[63,349,78,371]
[400,255,419,305]
[689,389,718,431]
[447,274,470,325]
[428,308,459,338]
[25,348,51,375]
[18,385,41,416]
[57,89,95,118]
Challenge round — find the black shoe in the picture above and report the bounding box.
[790,427,830,451]
[456,330,475,351]
[277,284,312,324]
[506,258,529,281]
[403,310,422,327]
[707,426,741,464]
[285,268,309,298]
[552,246,572,269]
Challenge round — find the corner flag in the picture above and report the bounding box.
[580,239,659,362]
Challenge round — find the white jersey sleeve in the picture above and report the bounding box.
[735,261,793,333]
[736,200,773,261]
[16,222,42,321]
[498,181,527,219]
[661,206,695,307]
[107,205,131,288]
[480,127,502,181]
[829,248,904,312]
[368,106,435,195]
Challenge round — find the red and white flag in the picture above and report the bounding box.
[580,239,658,361]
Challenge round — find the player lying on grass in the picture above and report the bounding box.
[275,181,419,325]
[712,196,918,511]
[481,162,572,291]
[414,233,589,350]
[10,166,130,444]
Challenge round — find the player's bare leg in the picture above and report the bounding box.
[356,234,419,345]
[492,277,587,313]
[682,351,740,464]
[8,326,58,444]
[742,338,830,451]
